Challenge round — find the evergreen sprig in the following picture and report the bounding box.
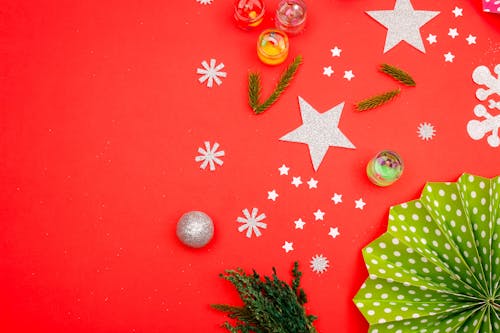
[249,55,303,114]
[355,88,401,111]
[211,261,317,333]
[380,63,416,87]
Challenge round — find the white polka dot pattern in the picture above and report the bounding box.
[354,174,500,332]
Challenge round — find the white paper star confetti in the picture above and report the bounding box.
[236,208,267,238]
[196,58,227,88]
[291,176,303,187]
[310,254,329,274]
[417,122,436,140]
[323,66,334,77]
[195,141,225,171]
[313,209,325,221]
[466,34,477,45]
[267,190,279,201]
[331,193,343,204]
[280,97,355,171]
[366,0,439,53]
[294,218,306,229]
[196,0,213,4]
[426,34,437,44]
[278,164,290,175]
[448,28,459,39]
[355,198,366,210]
[452,6,463,17]
[444,51,455,62]
[328,227,340,239]
[344,70,355,81]
[282,241,294,253]
[307,178,318,189]
[331,46,342,57]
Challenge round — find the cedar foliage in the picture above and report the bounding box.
[211,261,317,333]
[249,56,302,114]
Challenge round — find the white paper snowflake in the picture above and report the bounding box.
[196,0,212,4]
[236,208,267,238]
[468,64,500,147]
[310,254,329,274]
[195,141,225,171]
[196,59,227,88]
[417,122,436,140]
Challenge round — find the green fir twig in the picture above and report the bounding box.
[211,261,317,333]
[249,55,303,114]
[380,63,416,87]
[355,88,401,111]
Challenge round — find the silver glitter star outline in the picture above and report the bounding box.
[280,96,355,171]
[366,0,440,53]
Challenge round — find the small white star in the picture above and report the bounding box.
[267,190,279,201]
[323,66,334,77]
[291,176,303,187]
[294,218,306,229]
[444,51,455,62]
[331,193,343,204]
[426,34,437,44]
[452,7,463,17]
[466,34,476,45]
[331,46,342,57]
[313,209,325,221]
[448,28,459,39]
[343,70,355,81]
[355,198,366,210]
[307,178,318,189]
[328,227,340,239]
[282,241,294,253]
[278,164,290,175]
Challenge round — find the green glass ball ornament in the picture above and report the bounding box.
[176,211,214,248]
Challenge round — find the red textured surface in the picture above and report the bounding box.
[1,1,499,332]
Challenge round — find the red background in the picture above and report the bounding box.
[1,1,499,332]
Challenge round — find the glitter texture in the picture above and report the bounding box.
[280,96,355,171]
[366,0,439,53]
[176,211,214,248]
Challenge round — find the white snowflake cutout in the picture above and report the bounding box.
[468,64,500,147]
[196,0,213,4]
[472,64,500,102]
[195,141,225,171]
[467,105,500,147]
[417,122,436,140]
[236,208,267,238]
[196,59,227,88]
[310,254,329,274]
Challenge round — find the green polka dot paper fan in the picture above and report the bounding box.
[354,174,500,332]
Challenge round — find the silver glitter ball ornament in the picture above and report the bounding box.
[176,211,214,248]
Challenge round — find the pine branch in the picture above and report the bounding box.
[355,88,401,111]
[380,63,416,87]
[248,72,262,111]
[249,55,303,114]
[211,261,317,333]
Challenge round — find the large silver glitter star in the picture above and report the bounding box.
[366,0,439,53]
[280,97,355,171]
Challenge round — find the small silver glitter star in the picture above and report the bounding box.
[280,97,355,171]
[366,0,439,53]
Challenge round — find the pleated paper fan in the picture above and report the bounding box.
[354,173,500,332]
